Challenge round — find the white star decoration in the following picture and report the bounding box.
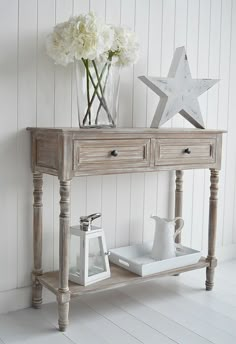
[139,46,219,128]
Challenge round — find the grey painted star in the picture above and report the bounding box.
[139,46,219,128]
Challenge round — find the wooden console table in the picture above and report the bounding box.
[27,127,225,332]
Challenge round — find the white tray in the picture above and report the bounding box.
[109,242,201,277]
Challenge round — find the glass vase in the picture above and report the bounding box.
[75,60,120,128]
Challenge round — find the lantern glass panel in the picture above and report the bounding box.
[88,236,106,276]
[69,232,81,278]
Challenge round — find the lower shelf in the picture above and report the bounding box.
[38,257,209,297]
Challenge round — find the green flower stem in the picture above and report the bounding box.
[88,61,110,115]
[92,60,114,124]
[95,62,114,126]
[85,59,91,125]
[81,58,108,125]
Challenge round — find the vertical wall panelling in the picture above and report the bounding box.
[161,0,175,82]
[37,0,55,128]
[102,175,117,249]
[54,0,73,127]
[202,0,222,253]
[71,0,88,228]
[129,0,149,244]
[160,0,176,221]
[143,173,158,242]
[115,0,134,248]
[71,178,87,226]
[191,0,211,252]
[1,0,236,312]
[73,0,88,14]
[71,0,76,128]
[17,0,38,287]
[232,2,236,245]
[222,0,235,246]
[37,0,55,275]
[102,0,119,247]
[143,0,162,242]
[70,0,89,242]
[84,0,106,230]
[197,0,211,127]
[105,0,120,23]
[82,0,103,233]
[86,176,102,228]
[83,0,106,232]
[172,0,188,128]
[182,0,199,249]
[206,0,222,130]
[198,0,212,253]
[119,0,135,128]
[132,0,149,127]
[90,0,105,17]
[169,0,188,228]
[146,0,162,127]
[156,0,175,225]
[217,0,232,248]
[174,0,192,247]
[184,0,200,107]
[0,0,18,291]
[129,173,145,245]
[71,0,90,126]
[53,0,74,270]
[116,174,131,247]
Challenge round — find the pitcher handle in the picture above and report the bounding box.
[174,217,184,240]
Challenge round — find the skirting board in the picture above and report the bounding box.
[216,243,236,262]
[0,243,236,315]
[0,286,55,315]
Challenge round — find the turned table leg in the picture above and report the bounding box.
[57,180,71,332]
[206,169,219,291]
[32,172,43,308]
[175,170,184,244]
[173,170,184,276]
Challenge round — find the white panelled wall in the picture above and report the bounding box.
[0,0,235,313]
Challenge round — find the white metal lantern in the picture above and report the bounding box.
[69,213,110,286]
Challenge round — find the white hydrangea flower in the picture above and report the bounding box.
[46,12,114,65]
[111,26,139,66]
[46,20,75,66]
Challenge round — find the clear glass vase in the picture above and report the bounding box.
[75,60,120,128]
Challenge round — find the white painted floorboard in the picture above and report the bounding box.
[0,260,236,344]
[0,308,75,344]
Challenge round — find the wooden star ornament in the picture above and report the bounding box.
[139,46,219,128]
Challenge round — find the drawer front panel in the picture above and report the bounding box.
[74,139,151,171]
[155,138,216,166]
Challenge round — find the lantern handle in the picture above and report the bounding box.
[80,213,101,231]
[87,213,101,222]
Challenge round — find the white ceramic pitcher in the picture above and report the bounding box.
[150,215,184,260]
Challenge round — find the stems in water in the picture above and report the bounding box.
[81,59,115,127]
[85,59,91,125]
[95,62,114,126]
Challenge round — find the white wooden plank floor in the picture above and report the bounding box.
[0,260,236,344]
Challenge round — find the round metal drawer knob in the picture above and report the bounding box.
[184,148,191,154]
[111,150,118,157]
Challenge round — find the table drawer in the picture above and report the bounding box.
[73,139,151,171]
[155,138,216,166]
